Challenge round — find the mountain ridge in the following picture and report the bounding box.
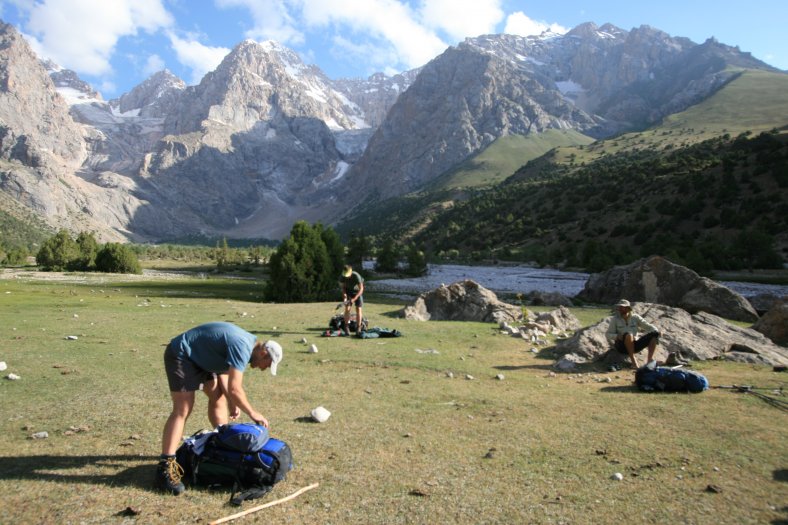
[0,19,785,247]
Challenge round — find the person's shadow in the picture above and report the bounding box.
[0,454,157,489]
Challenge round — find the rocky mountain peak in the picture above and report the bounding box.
[111,69,185,116]
[43,60,102,102]
[0,22,85,166]
[164,37,367,135]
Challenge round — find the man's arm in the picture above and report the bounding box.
[226,367,269,427]
[605,317,619,344]
[351,281,364,302]
[634,315,658,335]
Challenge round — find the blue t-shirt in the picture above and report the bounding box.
[170,322,256,373]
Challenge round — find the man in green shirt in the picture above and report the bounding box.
[341,264,365,336]
[156,322,283,495]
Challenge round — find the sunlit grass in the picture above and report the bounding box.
[0,275,785,524]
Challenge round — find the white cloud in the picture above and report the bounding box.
[143,54,166,76]
[418,0,504,40]
[99,79,117,94]
[24,0,172,75]
[215,0,304,45]
[167,32,230,85]
[296,0,448,71]
[504,11,567,37]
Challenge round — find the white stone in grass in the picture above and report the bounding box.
[465,374,475,380]
[31,431,48,439]
[301,337,308,344]
[0,362,6,372]
[311,406,331,423]
[66,335,78,340]
[309,344,318,354]
[495,374,505,380]
[611,472,624,481]
[6,373,20,380]
[446,372,454,378]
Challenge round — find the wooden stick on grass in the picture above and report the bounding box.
[209,483,319,525]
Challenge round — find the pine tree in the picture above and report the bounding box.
[267,221,336,302]
[375,238,399,273]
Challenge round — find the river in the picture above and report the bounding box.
[365,262,788,299]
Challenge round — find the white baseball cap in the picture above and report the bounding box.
[263,340,283,375]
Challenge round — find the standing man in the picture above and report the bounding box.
[341,264,365,336]
[605,299,660,369]
[157,321,283,495]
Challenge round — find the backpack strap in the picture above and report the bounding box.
[230,484,272,506]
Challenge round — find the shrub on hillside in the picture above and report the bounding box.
[95,243,142,274]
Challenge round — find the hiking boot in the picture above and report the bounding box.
[666,352,690,366]
[155,457,185,495]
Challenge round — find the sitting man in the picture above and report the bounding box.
[605,299,660,369]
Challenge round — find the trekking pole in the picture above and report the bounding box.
[210,482,319,525]
[713,385,788,412]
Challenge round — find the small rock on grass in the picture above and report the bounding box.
[705,484,722,494]
[611,472,624,481]
[311,406,331,423]
[30,431,49,440]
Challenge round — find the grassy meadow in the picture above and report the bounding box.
[0,270,786,524]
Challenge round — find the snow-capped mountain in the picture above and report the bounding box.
[0,20,781,242]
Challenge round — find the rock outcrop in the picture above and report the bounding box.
[751,302,788,347]
[577,256,759,322]
[402,280,522,323]
[554,302,788,368]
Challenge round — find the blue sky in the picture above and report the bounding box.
[1,0,786,99]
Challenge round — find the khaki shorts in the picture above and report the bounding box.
[164,344,213,392]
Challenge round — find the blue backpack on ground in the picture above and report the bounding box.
[213,422,269,452]
[176,423,293,505]
[635,363,709,393]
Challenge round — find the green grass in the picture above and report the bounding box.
[429,130,594,190]
[556,69,788,166]
[0,273,786,524]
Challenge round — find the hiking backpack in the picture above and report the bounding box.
[635,365,709,393]
[176,423,293,505]
[328,313,368,333]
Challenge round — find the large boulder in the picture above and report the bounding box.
[751,302,788,347]
[554,302,788,367]
[535,306,581,333]
[401,279,522,323]
[748,294,787,316]
[576,256,758,322]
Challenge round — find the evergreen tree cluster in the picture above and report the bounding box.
[266,222,346,302]
[409,131,788,273]
[36,230,141,274]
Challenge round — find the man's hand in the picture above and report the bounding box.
[229,405,241,421]
[249,410,269,428]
